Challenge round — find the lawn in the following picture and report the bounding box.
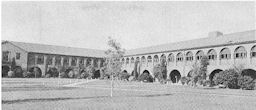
[2,78,256,110]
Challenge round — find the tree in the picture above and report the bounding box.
[133,60,139,79]
[153,59,167,83]
[190,55,209,87]
[104,37,125,97]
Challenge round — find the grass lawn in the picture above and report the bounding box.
[2,78,256,110]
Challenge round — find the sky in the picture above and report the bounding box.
[2,1,255,51]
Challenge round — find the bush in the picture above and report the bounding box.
[59,72,67,78]
[23,71,34,78]
[74,70,81,79]
[138,73,153,82]
[68,70,74,78]
[120,72,130,81]
[7,71,15,78]
[45,74,51,78]
[213,69,240,89]
[238,76,255,90]
[80,72,90,79]
[47,67,59,77]
[180,76,189,85]
[14,66,23,78]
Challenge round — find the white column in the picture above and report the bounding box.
[61,56,64,66]
[52,56,56,66]
[69,57,72,66]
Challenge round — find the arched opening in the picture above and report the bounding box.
[29,67,42,78]
[168,53,174,64]
[141,56,146,64]
[93,70,101,79]
[234,46,247,59]
[196,50,204,60]
[160,54,166,62]
[147,56,152,63]
[126,58,129,65]
[139,70,154,82]
[153,55,159,63]
[131,57,135,64]
[2,65,10,77]
[186,51,193,61]
[176,52,183,62]
[209,69,223,81]
[241,69,256,80]
[220,48,231,60]
[207,49,217,60]
[187,70,193,77]
[169,70,181,83]
[121,58,125,65]
[251,45,256,58]
[136,57,140,62]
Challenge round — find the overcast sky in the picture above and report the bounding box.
[2,1,255,50]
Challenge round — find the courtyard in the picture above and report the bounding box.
[2,78,256,110]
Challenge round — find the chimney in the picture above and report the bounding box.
[208,31,223,38]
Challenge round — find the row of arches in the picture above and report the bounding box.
[122,45,256,65]
[123,68,256,83]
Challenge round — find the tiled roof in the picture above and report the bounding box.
[125,30,256,56]
[3,41,106,58]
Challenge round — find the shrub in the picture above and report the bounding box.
[74,70,81,79]
[213,69,240,89]
[14,66,23,78]
[180,76,189,85]
[7,71,15,78]
[238,76,255,90]
[138,73,153,82]
[80,72,90,79]
[120,72,130,81]
[68,70,74,78]
[59,72,67,78]
[23,71,33,78]
[45,74,51,78]
[47,67,59,77]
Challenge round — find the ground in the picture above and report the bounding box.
[2,78,256,110]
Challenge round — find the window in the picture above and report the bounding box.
[63,57,69,65]
[2,51,9,62]
[79,58,84,65]
[71,57,77,66]
[47,56,53,65]
[37,55,44,64]
[234,46,247,59]
[16,53,20,60]
[55,56,61,65]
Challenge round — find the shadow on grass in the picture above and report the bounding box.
[2,96,108,104]
[2,93,173,104]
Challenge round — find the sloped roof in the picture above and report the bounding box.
[125,30,256,56]
[3,41,106,58]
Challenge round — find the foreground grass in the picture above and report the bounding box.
[2,78,256,110]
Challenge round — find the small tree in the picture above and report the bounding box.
[104,37,125,97]
[190,55,209,87]
[153,59,167,83]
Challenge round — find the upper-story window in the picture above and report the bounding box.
[176,52,183,62]
[251,45,256,58]
[136,57,140,63]
[79,58,84,65]
[63,57,69,65]
[234,46,247,59]
[147,56,152,63]
[220,48,231,60]
[153,55,159,63]
[126,58,129,64]
[55,56,61,65]
[168,53,174,62]
[131,57,135,64]
[121,58,125,64]
[71,57,77,66]
[47,56,53,65]
[160,54,166,63]
[16,53,20,60]
[2,51,9,62]
[186,51,193,61]
[37,55,44,64]
[141,56,146,64]
[196,50,204,60]
[207,49,217,60]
